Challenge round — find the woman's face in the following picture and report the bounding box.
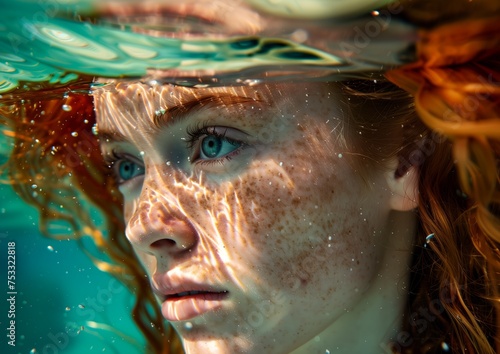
[95,82,409,353]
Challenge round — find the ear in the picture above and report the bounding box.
[385,158,419,211]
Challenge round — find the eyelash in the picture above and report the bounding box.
[185,122,247,165]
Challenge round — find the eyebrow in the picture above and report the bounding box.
[98,94,260,144]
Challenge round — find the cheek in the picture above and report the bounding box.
[222,147,380,294]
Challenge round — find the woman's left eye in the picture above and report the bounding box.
[199,135,242,159]
[187,125,247,163]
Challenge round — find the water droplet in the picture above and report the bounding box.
[62,104,72,112]
[30,349,37,354]
[424,233,435,247]
[338,153,343,158]
[155,108,166,116]
[290,29,308,43]
[78,304,85,309]
[441,342,450,351]
[71,132,78,137]
[140,151,145,156]
[166,161,171,166]
[47,245,54,252]
[184,322,193,330]
[84,119,89,124]
[31,184,37,189]
[279,161,283,166]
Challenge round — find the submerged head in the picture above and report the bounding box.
[93,80,422,353]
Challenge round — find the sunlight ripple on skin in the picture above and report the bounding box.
[93,81,417,354]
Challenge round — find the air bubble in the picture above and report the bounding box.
[71,132,78,137]
[441,342,450,351]
[78,304,85,309]
[184,322,193,330]
[30,349,37,354]
[166,161,171,166]
[62,104,72,112]
[31,184,37,189]
[65,307,71,311]
[155,108,166,116]
[140,151,145,156]
[47,245,54,252]
[338,153,343,158]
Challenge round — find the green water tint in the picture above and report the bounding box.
[0,0,416,94]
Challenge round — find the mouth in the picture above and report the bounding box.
[151,274,230,322]
[166,290,229,300]
[161,290,229,322]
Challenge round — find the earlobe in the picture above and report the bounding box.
[385,160,419,212]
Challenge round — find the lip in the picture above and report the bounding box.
[152,273,229,322]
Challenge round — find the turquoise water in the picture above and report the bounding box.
[0,1,418,353]
[0,0,416,95]
[0,184,144,354]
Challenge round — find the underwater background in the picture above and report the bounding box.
[0,183,143,354]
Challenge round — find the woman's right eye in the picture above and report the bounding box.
[113,159,145,183]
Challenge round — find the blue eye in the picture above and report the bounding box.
[200,135,241,160]
[117,160,145,181]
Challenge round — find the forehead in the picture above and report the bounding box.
[93,83,269,130]
[93,82,335,130]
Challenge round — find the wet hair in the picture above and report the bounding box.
[1,19,499,354]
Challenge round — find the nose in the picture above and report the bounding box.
[125,187,197,257]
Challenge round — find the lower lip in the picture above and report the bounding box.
[161,292,228,321]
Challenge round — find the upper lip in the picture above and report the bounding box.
[151,272,228,299]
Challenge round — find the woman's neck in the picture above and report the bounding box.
[290,210,417,354]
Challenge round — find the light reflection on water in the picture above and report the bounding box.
[0,0,416,96]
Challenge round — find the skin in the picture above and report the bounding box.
[94,81,418,354]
